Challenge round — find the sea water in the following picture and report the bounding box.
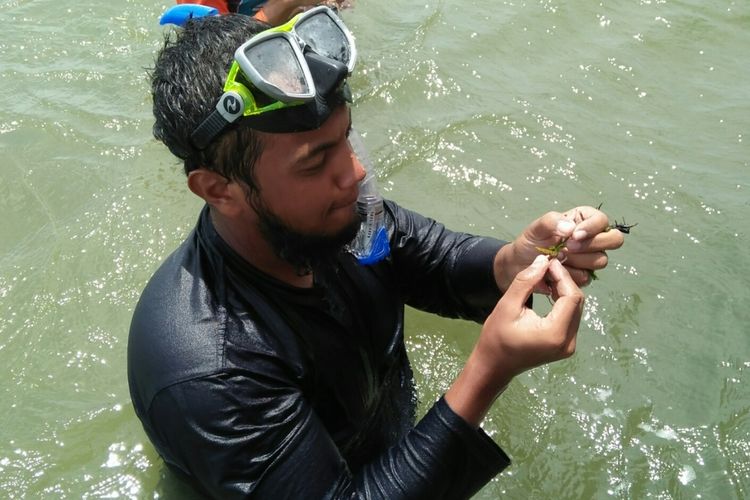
[1,0,748,497]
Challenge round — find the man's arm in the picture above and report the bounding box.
[385,201,624,321]
[146,365,509,499]
[387,202,609,427]
[445,256,583,426]
[145,256,581,499]
[385,200,507,322]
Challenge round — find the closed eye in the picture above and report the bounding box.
[297,153,327,176]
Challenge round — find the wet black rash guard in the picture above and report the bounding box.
[128,200,512,499]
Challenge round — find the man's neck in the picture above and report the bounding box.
[209,209,314,289]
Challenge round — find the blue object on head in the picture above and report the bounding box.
[159,4,219,27]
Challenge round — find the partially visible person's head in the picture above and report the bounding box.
[151,15,268,189]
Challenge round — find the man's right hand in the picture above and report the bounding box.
[445,255,584,427]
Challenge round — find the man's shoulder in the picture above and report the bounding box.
[130,235,216,343]
[127,231,305,414]
[128,234,229,411]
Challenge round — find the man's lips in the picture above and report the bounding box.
[331,193,359,210]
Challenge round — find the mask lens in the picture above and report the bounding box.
[295,13,351,69]
[242,36,311,98]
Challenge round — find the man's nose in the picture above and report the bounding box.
[352,155,367,184]
[337,148,367,189]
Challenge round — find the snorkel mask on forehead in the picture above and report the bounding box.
[191,6,357,150]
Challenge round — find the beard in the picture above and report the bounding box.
[253,197,362,276]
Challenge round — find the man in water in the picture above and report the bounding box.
[128,10,624,499]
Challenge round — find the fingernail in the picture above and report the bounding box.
[565,240,581,251]
[573,229,587,240]
[557,220,575,234]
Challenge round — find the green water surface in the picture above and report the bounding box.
[1,0,748,497]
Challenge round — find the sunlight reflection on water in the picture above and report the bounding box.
[1,0,749,497]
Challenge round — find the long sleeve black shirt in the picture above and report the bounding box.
[128,200,511,499]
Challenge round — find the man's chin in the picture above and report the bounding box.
[333,215,363,248]
[330,204,361,237]
[258,208,363,274]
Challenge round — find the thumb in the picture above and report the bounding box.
[526,211,576,243]
[497,255,550,312]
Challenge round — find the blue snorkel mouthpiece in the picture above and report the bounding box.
[346,130,390,266]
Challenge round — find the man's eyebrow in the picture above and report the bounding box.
[300,138,337,161]
[295,116,353,164]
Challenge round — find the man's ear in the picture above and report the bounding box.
[187,169,245,217]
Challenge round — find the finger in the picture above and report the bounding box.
[564,251,608,271]
[546,277,584,341]
[562,265,593,287]
[534,280,553,296]
[546,294,584,340]
[498,255,551,312]
[541,261,584,355]
[566,206,609,241]
[525,211,575,242]
[546,259,582,298]
[563,335,577,358]
[566,229,624,252]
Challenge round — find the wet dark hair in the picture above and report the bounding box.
[151,15,268,188]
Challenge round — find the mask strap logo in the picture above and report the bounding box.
[218,91,245,122]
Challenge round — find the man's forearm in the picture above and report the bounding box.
[446,255,584,428]
[444,348,513,427]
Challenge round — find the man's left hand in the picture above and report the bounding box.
[493,206,625,294]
